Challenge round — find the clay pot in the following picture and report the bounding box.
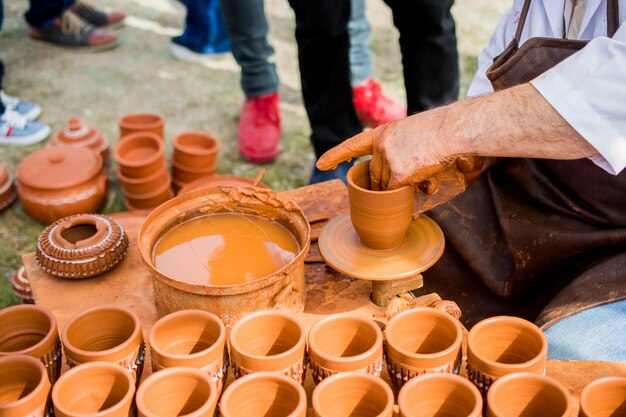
[124,180,173,211]
[172,160,217,185]
[219,372,307,417]
[0,355,51,417]
[398,373,482,417]
[118,166,169,196]
[36,214,129,279]
[11,266,34,304]
[114,132,165,178]
[51,117,109,160]
[61,305,145,383]
[347,160,414,250]
[579,376,626,417]
[16,147,107,224]
[137,186,310,327]
[0,165,16,212]
[172,131,221,169]
[136,366,219,417]
[467,316,548,395]
[0,305,62,384]
[487,373,571,417]
[385,307,463,392]
[52,361,135,417]
[312,372,394,417]
[229,311,306,383]
[119,113,165,141]
[178,175,270,195]
[149,310,228,392]
[307,313,384,383]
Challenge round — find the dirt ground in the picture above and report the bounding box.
[0,0,509,306]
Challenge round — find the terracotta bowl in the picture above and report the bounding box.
[398,373,482,417]
[149,309,228,392]
[178,175,270,195]
[172,159,217,184]
[117,166,169,195]
[51,117,109,160]
[579,376,626,417]
[219,372,307,417]
[114,132,165,178]
[0,355,51,417]
[229,311,306,383]
[124,180,173,210]
[487,373,571,417]
[0,304,61,383]
[0,165,16,212]
[11,266,34,304]
[312,372,394,417]
[119,113,165,141]
[52,361,135,417]
[307,313,384,383]
[172,131,221,169]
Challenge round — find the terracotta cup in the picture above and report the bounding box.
[61,305,145,383]
[114,132,165,178]
[136,366,218,417]
[466,316,547,395]
[124,180,173,210]
[149,310,228,392]
[52,361,135,417]
[119,113,165,141]
[117,167,170,196]
[347,160,414,250]
[171,160,217,185]
[312,372,394,417]
[0,355,51,417]
[172,131,221,169]
[307,313,384,383]
[487,373,571,417]
[398,373,482,417]
[385,307,463,392]
[0,304,61,383]
[219,372,307,417]
[229,311,306,383]
[579,376,626,417]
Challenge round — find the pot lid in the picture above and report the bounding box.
[52,118,107,150]
[17,146,102,190]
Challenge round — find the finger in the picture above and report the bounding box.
[456,156,476,174]
[417,177,440,195]
[380,158,391,191]
[369,152,384,191]
[315,129,379,171]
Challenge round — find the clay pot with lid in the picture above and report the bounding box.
[219,372,307,417]
[119,113,165,141]
[173,131,221,169]
[0,304,62,384]
[579,376,626,417]
[16,147,107,224]
[114,132,165,178]
[178,175,270,195]
[0,164,16,212]
[0,355,51,417]
[11,266,34,304]
[229,311,306,383]
[149,309,228,392]
[51,117,109,160]
[52,361,135,417]
[307,313,384,383]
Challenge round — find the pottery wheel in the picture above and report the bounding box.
[318,213,445,281]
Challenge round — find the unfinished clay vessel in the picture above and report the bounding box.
[118,167,170,196]
[0,165,16,212]
[172,160,216,185]
[52,361,135,417]
[385,307,463,392]
[229,311,306,383]
[124,180,173,211]
[173,131,221,169]
[487,373,571,417]
[61,305,145,383]
[51,117,109,160]
[178,175,269,195]
[347,160,414,250]
[0,304,62,384]
[149,310,228,392]
[312,372,394,417]
[219,372,307,417]
[136,366,218,417]
[36,214,129,279]
[0,355,51,417]
[115,132,165,178]
[16,147,107,224]
[307,313,384,383]
[398,373,482,417]
[467,316,547,395]
[119,113,165,141]
[579,376,626,417]
[11,266,34,304]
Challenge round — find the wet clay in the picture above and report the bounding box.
[153,213,299,286]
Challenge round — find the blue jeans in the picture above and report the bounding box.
[176,0,231,54]
[348,0,372,86]
[24,0,74,28]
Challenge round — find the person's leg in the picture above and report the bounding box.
[24,0,73,28]
[348,0,371,87]
[172,0,230,56]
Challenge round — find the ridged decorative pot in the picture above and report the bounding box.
[0,164,16,212]
[11,266,34,304]
[0,355,52,417]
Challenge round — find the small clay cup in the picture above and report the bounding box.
[171,160,217,185]
[219,372,307,417]
[467,316,547,395]
[117,167,169,195]
[398,373,482,417]
[385,307,463,392]
[347,160,414,250]
[579,376,626,417]
[307,313,384,383]
[52,361,135,417]
[124,180,173,210]
[149,310,227,392]
[119,113,165,141]
[172,131,221,169]
[312,372,394,417]
[0,355,51,417]
[487,373,571,417]
[114,132,165,178]
[0,304,62,384]
[61,305,145,383]
[229,311,306,383]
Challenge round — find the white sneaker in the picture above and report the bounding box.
[1,91,42,120]
[0,110,50,146]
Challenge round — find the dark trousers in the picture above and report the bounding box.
[25,0,74,28]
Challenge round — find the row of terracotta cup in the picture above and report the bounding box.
[171,131,221,189]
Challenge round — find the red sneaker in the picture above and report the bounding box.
[238,92,281,163]
[352,78,407,128]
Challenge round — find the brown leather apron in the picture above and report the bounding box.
[421,0,626,329]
